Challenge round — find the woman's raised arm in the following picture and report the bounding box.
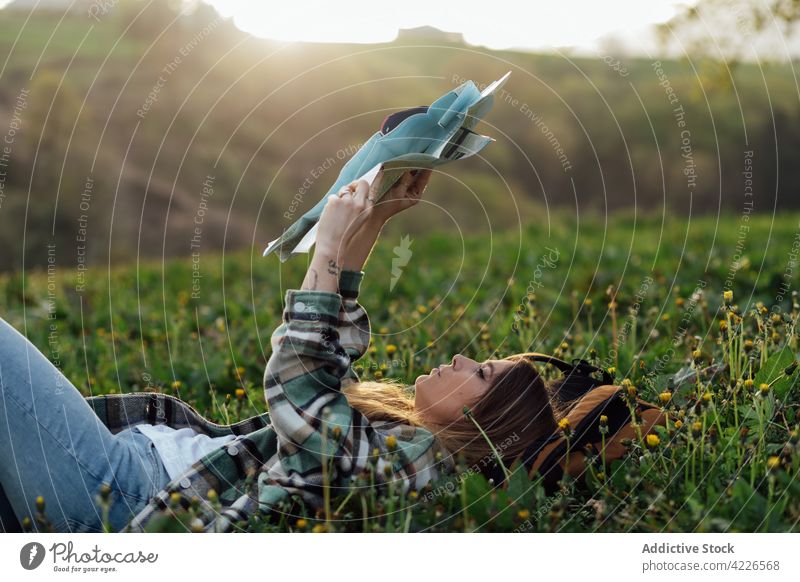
[259,169,440,512]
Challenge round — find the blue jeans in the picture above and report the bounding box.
[0,316,171,533]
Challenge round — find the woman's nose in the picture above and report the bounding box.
[452,354,470,369]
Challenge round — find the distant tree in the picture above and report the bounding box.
[660,1,800,211]
[759,106,800,210]
[656,0,800,70]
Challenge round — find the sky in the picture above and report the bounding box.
[199,0,703,55]
[10,0,793,61]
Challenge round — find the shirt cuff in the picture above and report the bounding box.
[338,270,365,299]
[284,289,342,324]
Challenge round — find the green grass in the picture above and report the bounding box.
[2,211,800,532]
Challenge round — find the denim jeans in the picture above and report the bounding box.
[0,316,171,533]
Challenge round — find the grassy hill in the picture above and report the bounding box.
[0,1,799,273]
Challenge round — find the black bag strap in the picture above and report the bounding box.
[521,353,614,386]
[482,353,614,487]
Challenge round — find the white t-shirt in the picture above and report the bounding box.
[136,423,238,480]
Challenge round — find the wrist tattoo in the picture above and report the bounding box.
[327,258,341,277]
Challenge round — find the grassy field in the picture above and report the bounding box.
[2,211,799,532]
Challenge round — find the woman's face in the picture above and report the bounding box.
[414,354,515,427]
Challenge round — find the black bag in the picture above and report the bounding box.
[483,354,665,493]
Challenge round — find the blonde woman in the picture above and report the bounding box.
[0,168,561,533]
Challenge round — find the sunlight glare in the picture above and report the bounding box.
[203,0,701,51]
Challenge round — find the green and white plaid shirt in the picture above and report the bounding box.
[83,269,453,532]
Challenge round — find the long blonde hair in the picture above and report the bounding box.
[342,380,425,425]
[342,352,558,478]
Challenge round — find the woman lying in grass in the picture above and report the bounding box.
[0,167,604,533]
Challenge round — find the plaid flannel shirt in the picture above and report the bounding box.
[83,269,453,532]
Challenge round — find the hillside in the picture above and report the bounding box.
[0,1,798,273]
